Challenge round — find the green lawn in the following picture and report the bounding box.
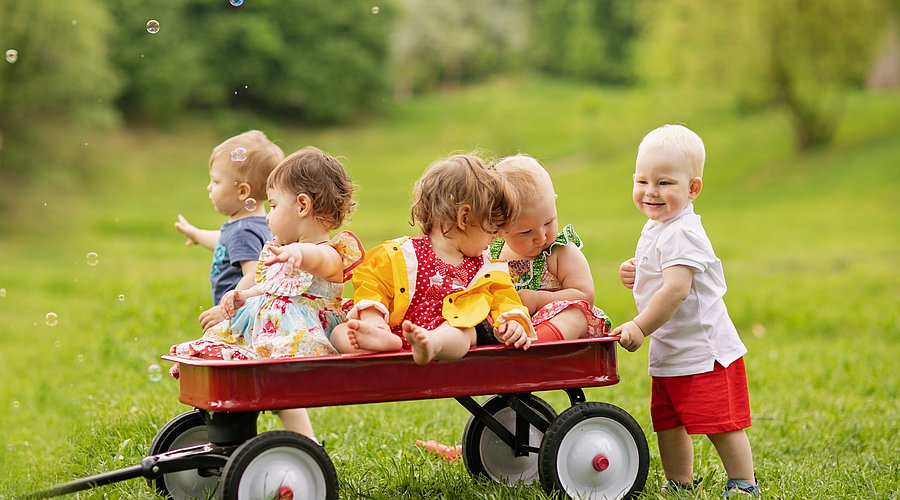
[0,76,898,498]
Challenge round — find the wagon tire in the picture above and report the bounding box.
[219,431,337,500]
[462,394,557,485]
[539,402,648,499]
[148,409,220,499]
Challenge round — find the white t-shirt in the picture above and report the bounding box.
[633,204,747,377]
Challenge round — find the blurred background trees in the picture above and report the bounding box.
[1,0,896,181]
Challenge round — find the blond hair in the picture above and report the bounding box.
[267,146,356,231]
[493,154,555,207]
[210,130,285,201]
[411,154,515,235]
[637,124,706,178]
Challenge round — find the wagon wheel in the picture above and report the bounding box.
[462,394,557,485]
[148,410,221,499]
[538,402,649,499]
[219,431,337,500]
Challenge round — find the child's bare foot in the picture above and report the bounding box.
[403,320,438,365]
[347,319,401,352]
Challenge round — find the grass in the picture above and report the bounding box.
[0,75,898,498]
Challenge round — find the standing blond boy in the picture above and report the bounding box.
[616,125,759,497]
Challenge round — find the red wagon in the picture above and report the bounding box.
[36,337,649,499]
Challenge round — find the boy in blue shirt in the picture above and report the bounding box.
[175,130,284,330]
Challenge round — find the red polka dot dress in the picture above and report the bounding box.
[392,236,483,347]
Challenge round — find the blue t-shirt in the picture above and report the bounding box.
[210,216,271,305]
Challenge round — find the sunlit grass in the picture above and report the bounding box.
[0,76,897,498]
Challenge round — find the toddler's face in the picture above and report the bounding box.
[207,158,242,217]
[266,187,300,245]
[499,192,558,259]
[633,149,699,223]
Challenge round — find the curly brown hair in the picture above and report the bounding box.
[410,153,517,235]
[266,146,356,231]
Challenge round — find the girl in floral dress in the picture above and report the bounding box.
[170,146,363,439]
[329,153,534,365]
[489,154,611,341]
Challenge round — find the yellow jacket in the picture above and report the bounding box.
[348,237,535,337]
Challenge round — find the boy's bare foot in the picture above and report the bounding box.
[347,319,401,352]
[403,320,438,365]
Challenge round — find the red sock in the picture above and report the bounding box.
[535,322,564,341]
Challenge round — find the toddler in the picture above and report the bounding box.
[330,153,534,365]
[489,154,611,341]
[171,146,364,439]
[175,130,284,331]
[615,125,759,497]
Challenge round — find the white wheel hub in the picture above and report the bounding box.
[555,417,640,499]
[238,445,328,499]
[479,407,543,485]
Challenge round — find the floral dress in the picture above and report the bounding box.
[490,224,611,338]
[171,231,364,363]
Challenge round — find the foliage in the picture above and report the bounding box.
[391,0,528,98]
[105,0,393,123]
[0,0,121,175]
[636,0,891,150]
[528,0,640,84]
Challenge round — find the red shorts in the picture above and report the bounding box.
[650,357,752,434]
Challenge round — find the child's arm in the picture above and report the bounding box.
[494,321,531,350]
[221,285,262,318]
[519,244,594,314]
[198,261,258,330]
[263,242,344,282]
[615,265,693,352]
[175,214,220,250]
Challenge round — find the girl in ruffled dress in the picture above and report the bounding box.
[170,146,363,439]
[489,154,611,341]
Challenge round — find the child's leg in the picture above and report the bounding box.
[708,429,756,484]
[657,426,694,484]
[403,320,475,365]
[544,307,588,340]
[278,408,317,442]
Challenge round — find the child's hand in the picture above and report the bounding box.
[613,321,645,352]
[495,321,532,350]
[619,258,637,289]
[175,214,199,246]
[199,305,227,331]
[264,242,304,275]
[221,289,247,318]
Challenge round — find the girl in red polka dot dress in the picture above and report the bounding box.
[331,154,535,365]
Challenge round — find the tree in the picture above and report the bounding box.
[529,0,640,84]
[637,0,890,151]
[0,0,121,174]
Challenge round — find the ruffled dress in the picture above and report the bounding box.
[172,231,364,362]
[489,224,611,338]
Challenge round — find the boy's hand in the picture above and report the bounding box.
[619,258,637,289]
[264,242,303,275]
[613,321,645,352]
[221,290,246,318]
[175,214,199,246]
[199,305,226,331]
[495,321,532,350]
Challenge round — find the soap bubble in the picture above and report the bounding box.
[0,288,6,298]
[244,198,258,211]
[53,340,62,348]
[86,252,99,266]
[230,0,244,6]
[118,294,126,302]
[11,401,20,409]
[146,20,160,34]
[147,364,163,382]
[371,6,380,14]
[231,147,248,162]
[45,312,58,327]
[5,49,17,64]
[77,354,85,363]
